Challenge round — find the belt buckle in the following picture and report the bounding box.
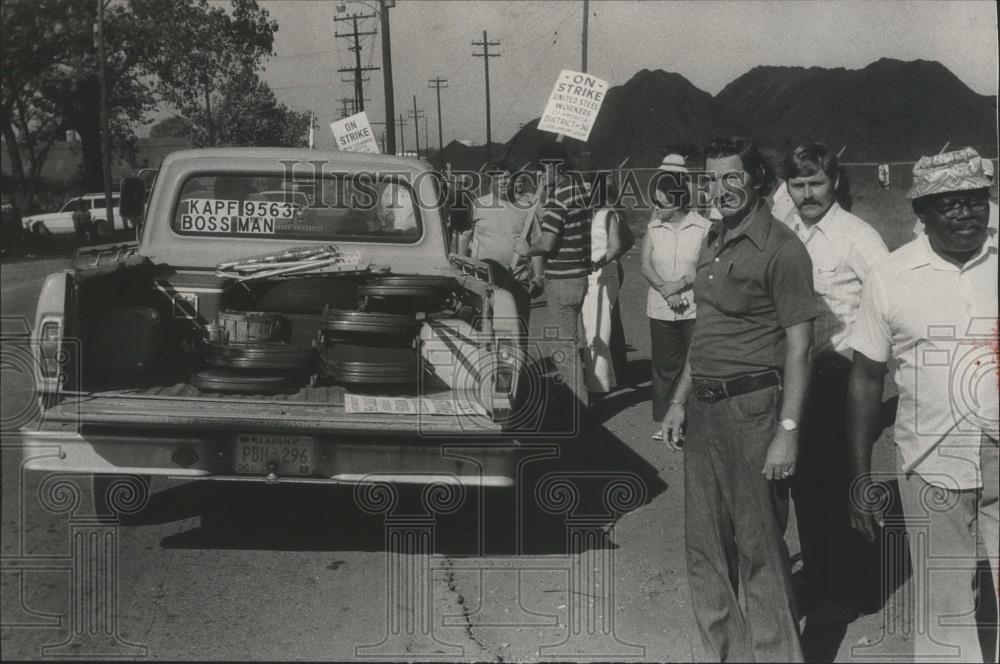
[695,384,726,403]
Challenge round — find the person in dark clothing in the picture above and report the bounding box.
[72,200,93,242]
[661,137,817,662]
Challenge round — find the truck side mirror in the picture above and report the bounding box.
[119,176,146,219]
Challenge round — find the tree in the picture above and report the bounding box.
[35,1,153,190]
[1,0,278,207]
[1,2,79,209]
[149,116,193,139]
[199,68,310,148]
[131,0,277,146]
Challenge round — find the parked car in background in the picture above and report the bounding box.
[21,192,126,239]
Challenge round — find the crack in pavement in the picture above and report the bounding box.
[441,557,505,663]
[141,520,183,647]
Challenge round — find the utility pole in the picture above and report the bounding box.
[472,30,500,166]
[582,0,589,73]
[339,97,354,119]
[338,92,370,118]
[334,12,378,112]
[408,95,425,158]
[428,76,448,170]
[204,83,214,146]
[379,0,396,155]
[95,0,114,228]
[396,114,407,154]
[422,115,429,158]
[370,120,387,153]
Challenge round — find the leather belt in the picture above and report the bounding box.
[692,370,781,403]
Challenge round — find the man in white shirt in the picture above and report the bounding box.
[458,162,545,331]
[848,147,998,663]
[780,144,889,625]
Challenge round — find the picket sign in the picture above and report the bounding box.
[510,69,610,270]
[330,111,380,154]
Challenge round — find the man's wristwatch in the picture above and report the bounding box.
[779,418,799,432]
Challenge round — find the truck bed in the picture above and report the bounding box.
[43,382,502,435]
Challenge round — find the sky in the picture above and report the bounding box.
[254,0,998,151]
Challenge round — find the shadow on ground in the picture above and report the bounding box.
[138,419,667,556]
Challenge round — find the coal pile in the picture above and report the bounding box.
[715,58,998,162]
[493,58,997,169]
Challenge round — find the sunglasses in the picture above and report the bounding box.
[929,193,990,217]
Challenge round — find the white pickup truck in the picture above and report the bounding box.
[22,148,576,516]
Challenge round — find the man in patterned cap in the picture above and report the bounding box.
[913,147,997,237]
[848,147,998,663]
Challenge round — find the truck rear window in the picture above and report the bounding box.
[171,172,422,242]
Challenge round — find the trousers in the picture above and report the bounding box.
[898,434,999,663]
[650,318,695,422]
[545,276,589,414]
[685,384,803,662]
[791,354,868,609]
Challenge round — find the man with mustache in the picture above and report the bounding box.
[780,144,888,625]
[847,148,998,663]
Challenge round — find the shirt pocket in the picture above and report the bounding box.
[812,261,839,295]
[714,265,758,315]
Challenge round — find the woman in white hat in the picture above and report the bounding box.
[641,154,711,439]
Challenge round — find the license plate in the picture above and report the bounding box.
[235,434,315,475]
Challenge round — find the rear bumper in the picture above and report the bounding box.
[17,428,517,487]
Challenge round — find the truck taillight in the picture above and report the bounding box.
[494,337,517,393]
[38,319,63,379]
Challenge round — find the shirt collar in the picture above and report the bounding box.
[649,209,697,230]
[908,227,997,272]
[811,202,842,235]
[789,201,841,237]
[709,201,772,250]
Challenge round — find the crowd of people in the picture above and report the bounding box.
[453,139,998,663]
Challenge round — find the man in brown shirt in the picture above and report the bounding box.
[660,137,817,662]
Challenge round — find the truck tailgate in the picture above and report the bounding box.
[43,383,502,435]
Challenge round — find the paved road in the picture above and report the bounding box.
[1,246,910,661]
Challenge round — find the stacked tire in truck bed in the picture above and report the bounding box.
[192,274,458,394]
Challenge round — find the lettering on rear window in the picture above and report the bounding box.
[178,198,298,234]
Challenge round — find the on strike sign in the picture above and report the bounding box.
[330,111,380,154]
[537,69,609,142]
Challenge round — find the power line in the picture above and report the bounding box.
[396,114,408,154]
[428,76,449,169]
[472,30,500,166]
[334,12,379,112]
[408,95,426,157]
